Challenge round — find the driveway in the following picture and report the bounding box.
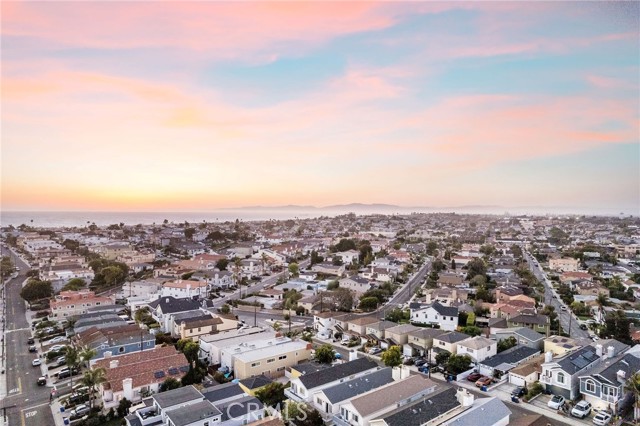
[527,393,593,425]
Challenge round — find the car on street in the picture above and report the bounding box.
[70,404,90,418]
[414,359,427,367]
[37,376,47,386]
[561,305,567,311]
[32,358,42,366]
[592,410,612,425]
[511,387,526,397]
[368,347,382,355]
[579,324,588,330]
[29,345,37,352]
[27,337,35,345]
[547,395,566,409]
[466,373,483,382]
[571,401,592,418]
[55,356,66,367]
[57,367,79,380]
[475,376,494,387]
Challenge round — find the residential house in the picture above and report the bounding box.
[345,316,380,340]
[311,262,346,277]
[50,290,113,320]
[232,340,312,379]
[493,327,545,350]
[549,258,580,272]
[578,349,640,414]
[508,354,545,387]
[148,296,212,332]
[334,372,438,426]
[285,357,379,403]
[363,320,397,346]
[507,314,550,337]
[238,375,273,396]
[97,346,189,408]
[335,250,360,265]
[174,312,226,340]
[384,324,420,348]
[75,324,156,361]
[339,276,373,297]
[405,328,447,358]
[161,280,209,299]
[440,394,512,426]
[477,345,541,379]
[198,328,267,365]
[543,336,589,356]
[456,336,497,363]
[313,367,394,416]
[574,281,610,297]
[540,341,628,399]
[431,332,471,362]
[410,301,459,331]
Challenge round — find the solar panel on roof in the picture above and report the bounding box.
[168,367,179,375]
[572,357,589,369]
[179,365,189,372]
[583,351,594,359]
[154,371,165,378]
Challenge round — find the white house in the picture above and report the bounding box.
[410,301,459,331]
[456,336,497,363]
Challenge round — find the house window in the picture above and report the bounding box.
[277,366,285,372]
[251,362,261,367]
[278,355,287,360]
[585,379,595,393]
[557,372,565,384]
[267,358,275,363]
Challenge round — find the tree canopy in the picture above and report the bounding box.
[254,382,286,407]
[20,279,53,303]
[382,346,402,367]
[314,344,335,364]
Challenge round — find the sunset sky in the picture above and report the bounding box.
[1,1,639,213]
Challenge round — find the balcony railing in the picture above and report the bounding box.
[540,375,552,384]
[332,414,351,426]
[601,394,618,404]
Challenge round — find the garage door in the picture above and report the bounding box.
[509,374,525,386]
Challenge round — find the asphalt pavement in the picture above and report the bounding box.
[0,246,56,426]
[526,252,590,339]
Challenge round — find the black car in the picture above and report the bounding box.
[511,387,526,397]
[414,359,427,367]
[579,324,588,330]
[28,345,37,353]
[27,338,35,345]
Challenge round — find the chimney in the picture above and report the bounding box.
[122,378,133,401]
[617,370,626,383]
[595,344,603,357]
[392,366,402,381]
[104,351,112,359]
[349,350,357,362]
[165,298,169,303]
[456,388,475,407]
[607,346,614,359]
[109,359,119,369]
[544,351,553,363]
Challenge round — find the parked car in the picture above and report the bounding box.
[414,359,427,367]
[48,344,67,353]
[37,376,47,386]
[70,404,90,418]
[547,395,566,409]
[32,359,41,366]
[571,401,592,418]
[579,324,588,330]
[57,367,79,380]
[592,410,612,425]
[475,376,493,387]
[63,393,90,409]
[368,347,382,355]
[48,336,67,344]
[467,373,483,382]
[28,345,37,353]
[55,356,66,367]
[511,387,526,397]
[26,338,35,345]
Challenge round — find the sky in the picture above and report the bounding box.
[1,1,639,213]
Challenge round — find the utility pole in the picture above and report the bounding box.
[254,304,257,327]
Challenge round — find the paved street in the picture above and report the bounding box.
[526,252,590,339]
[1,246,55,426]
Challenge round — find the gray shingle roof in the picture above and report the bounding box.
[556,346,600,374]
[432,301,459,317]
[514,327,544,342]
[380,387,460,426]
[239,374,272,390]
[165,400,221,426]
[216,396,263,421]
[443,397,512,426]
[148,296,202,314]
[299,358,378,390]
[322,367,393,404]
[153,385,203,408]
[481,346,541,368]
[202,382,245,404]
[436,331,470,344]
[588,353,640,384]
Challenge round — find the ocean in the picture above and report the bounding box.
[0,210,318,228]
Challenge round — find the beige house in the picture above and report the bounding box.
[549,258,579,272]
[508,354,544,387]
[543,335,585,356]
[456,336,497,363]
[50,290,113,320]
[431,331,471,362]
[233,340,311,380]
[346,316,379,337]
[177,315,224,340]
[574,281,610,297]
[384,324,420,346]
[406,328,447,356]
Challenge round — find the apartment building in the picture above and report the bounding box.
[233,340,311,380]
[50,290,113,319]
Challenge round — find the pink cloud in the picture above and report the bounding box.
[1,2,396,59]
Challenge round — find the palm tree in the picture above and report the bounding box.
[625,371,640,425]
[233,257,242,297]
[81,367,106,409]
[78,346,97,369]
[65,346,80,392]
[596,292,608,323]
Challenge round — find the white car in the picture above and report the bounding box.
[48,336,67,344]
[571,401,592,418]
[547,395,565,409]
[593,410,612,425]
[32,359,42,366]
[48,344,66,352]
[70,404,90,418]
